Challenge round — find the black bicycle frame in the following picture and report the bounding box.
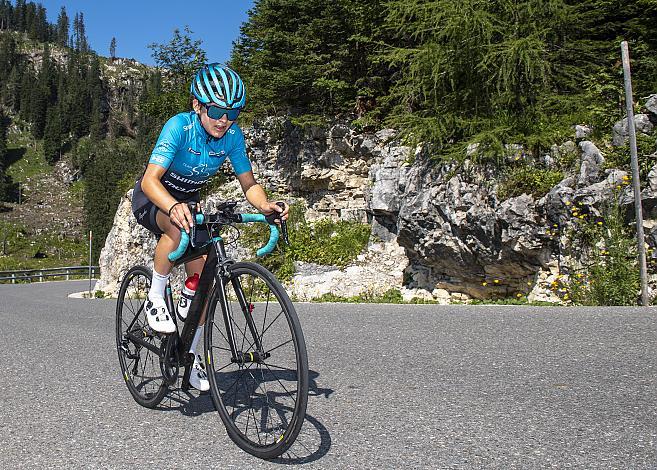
[165,234,265,369]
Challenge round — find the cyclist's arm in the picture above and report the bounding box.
[141,164,177,213]
[141,164,194,232]
[237,171,288,221]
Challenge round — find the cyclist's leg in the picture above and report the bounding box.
[135,207,180,333]
[154,209,182,276]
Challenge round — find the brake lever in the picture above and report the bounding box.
[276,202,290,245]
[264,202,289,245]
[188,202,197,248]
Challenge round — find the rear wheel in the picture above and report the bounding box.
[205,262,309,459]
[115,265,169,408]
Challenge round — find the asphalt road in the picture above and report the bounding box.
[0,281,656,469]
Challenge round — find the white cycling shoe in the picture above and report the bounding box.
[190,354,210,391]
[145,298,176,334]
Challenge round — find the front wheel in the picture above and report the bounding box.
[205,262,309,459]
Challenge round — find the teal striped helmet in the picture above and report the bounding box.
[190,63,246,109]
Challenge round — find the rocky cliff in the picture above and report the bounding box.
[96,94,657,303]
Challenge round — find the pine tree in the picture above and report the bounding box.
[0,0,13,30]
[4,65,21,111]
[43,106,62,164]
[109,37,116,60]
[0,108,7,201]
[88,56,106,141]
[30,84,47,139]
[34,4,47,42]
[18,66,33,123]
[56,6,69,47]
[0,32,16,83]
[72,12,88,51]
[68,62,90,137]
[13,0,25,32]
[56,70,69,136]
[77,12,88,52]
[23,1,36,36]
[71,12,78,49]
[232,0,388,117]
[83,138,140,260]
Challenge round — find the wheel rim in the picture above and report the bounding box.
[116,270,166,401]
[208,267,306,450]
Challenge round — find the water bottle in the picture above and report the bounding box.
[177,273,199,321]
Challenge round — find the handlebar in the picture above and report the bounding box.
[167,203,288,262]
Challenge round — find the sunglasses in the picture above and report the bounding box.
[202,103,241,121]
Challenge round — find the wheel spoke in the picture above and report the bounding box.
[206,263,307,458]
[265,339,293,355]
[116,268,167,407]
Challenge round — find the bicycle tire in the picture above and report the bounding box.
[205,261,309,459]
[115,265,169,408]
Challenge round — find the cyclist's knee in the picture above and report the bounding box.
[157,222,181,244]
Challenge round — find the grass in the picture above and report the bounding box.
[0,221,87,271]
[5,131,49,182]
[467,297,559,306]
[497,164,563,200]
[311,289,438,304]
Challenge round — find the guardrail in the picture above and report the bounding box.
[0,266,100,283]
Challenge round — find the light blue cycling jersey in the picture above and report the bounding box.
[132,111,252,210]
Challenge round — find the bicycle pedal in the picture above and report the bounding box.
[142,326,155,337]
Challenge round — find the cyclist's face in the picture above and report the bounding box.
[193,99,233,139]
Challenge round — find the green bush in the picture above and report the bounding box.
[497,165,563,200]
[238,203,371,282]
[603,134,657,186]
[561,198,640,306]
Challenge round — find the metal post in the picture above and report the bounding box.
[621,41,650,306]
[88,231,93,296]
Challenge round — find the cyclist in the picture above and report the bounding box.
[131,63,288,391]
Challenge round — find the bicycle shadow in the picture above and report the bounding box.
[156,369,334,463]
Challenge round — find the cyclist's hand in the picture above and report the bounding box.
[169,202,193,233]
[261,201,288,222]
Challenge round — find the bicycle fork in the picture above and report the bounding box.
[216,274,270,365]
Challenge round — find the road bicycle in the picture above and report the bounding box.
[115,201,309,459]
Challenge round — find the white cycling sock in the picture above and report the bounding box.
[149,269,170,301]
[190,325,205,355]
